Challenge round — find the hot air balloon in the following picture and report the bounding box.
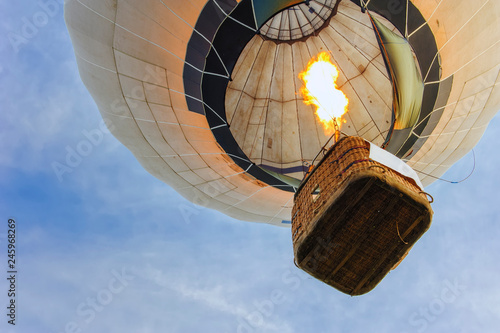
[65,0,500,293]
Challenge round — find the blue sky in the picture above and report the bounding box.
[1,1,500,333]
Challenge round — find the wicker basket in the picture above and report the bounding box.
[291,136,433,295]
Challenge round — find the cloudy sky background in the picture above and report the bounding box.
[1,1,500,332]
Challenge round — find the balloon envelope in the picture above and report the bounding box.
[65,0,500,225]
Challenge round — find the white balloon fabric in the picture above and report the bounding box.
[65,0,500,225]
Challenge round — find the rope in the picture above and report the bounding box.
[419,191,434,203]
[339,159,370,175]
[303,131,351,181]
[329,146,369,164]
[309,131,337,169]
[414,150,476,184]
[396,220,408,244]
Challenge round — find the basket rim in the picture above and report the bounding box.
[294,136,425,199]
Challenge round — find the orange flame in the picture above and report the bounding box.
[299,51,349,134]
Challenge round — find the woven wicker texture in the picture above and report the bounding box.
[291,136,433,295]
